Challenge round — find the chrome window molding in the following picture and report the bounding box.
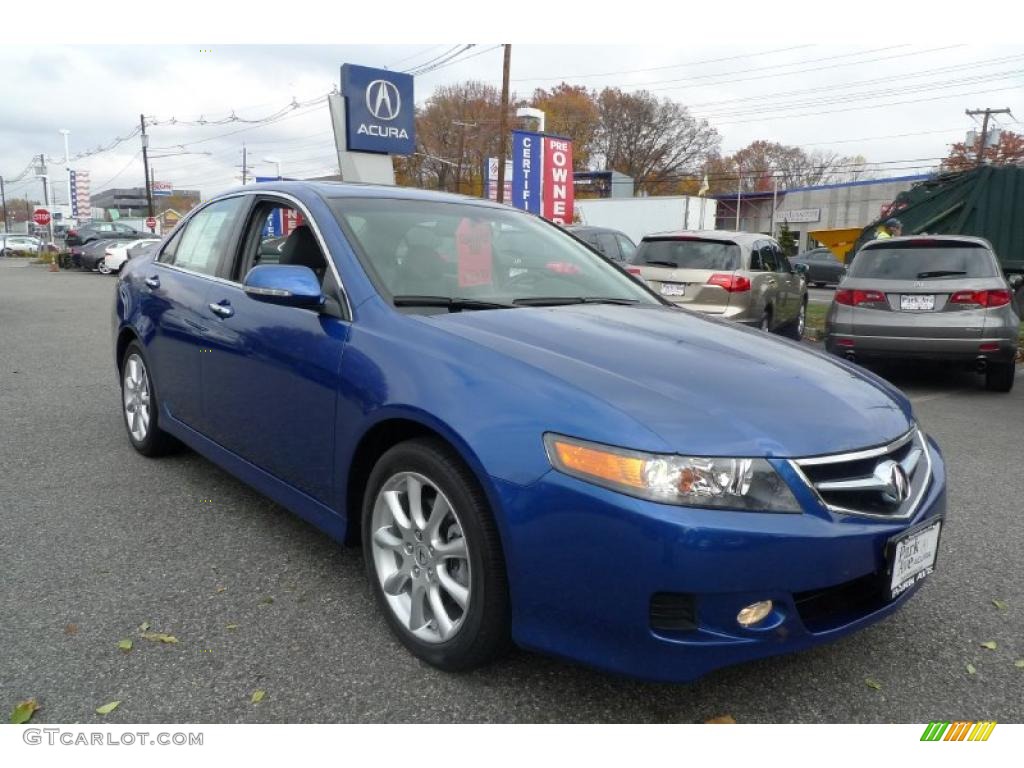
[154,189,353,321]
[788,427,933,521]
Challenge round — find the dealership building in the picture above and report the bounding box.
[714,173,932,251]
[90,186,200,218]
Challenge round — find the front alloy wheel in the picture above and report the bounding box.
[370,472,471,643]
[362,438,510,671]
[123,353,151,443]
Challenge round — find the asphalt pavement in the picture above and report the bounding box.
[2,257,1022,724]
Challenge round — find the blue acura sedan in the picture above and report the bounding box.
[113,182,945,682]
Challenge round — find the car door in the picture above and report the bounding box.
[140,196,247,431]
[749,240,777,321]
[200,196,350,505]
[615,234,637,263]
[772,241,801,324]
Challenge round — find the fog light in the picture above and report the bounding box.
[737,600,773,627]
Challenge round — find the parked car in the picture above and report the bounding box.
[791,247,847,287]
[66,221,140,246]
[113,182,945,682]
[102,238,161,274]
[564,225,637,263]
[630,231,809,338]
[78,239,117,271]
[0,234,42,256]
[126,239,162,261]
[826,235,1021,391]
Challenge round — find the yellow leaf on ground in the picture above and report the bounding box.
[705,714,736,724]
[865,678,883,690]
[117,639,133,652]
[980,641,997,650]
[96,701,121,715]
[251,690,266,704]
[140,632,178,644]
[10,699,40,724]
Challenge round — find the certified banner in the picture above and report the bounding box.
[511,130,573,224]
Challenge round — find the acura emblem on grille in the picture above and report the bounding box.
[874,460,910,504]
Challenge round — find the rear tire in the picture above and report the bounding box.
[362,437,511,672]
[759,308,772,333]
[985,360,1016,392]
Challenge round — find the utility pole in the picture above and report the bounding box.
[735,169,742,230]
[496,44,511,204]
[0,175,8,234]
[140,113,154,218]
[240,143,248,185]
[966,108,1011,167]
[38,154,54,243]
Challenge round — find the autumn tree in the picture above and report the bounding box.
[705,141,873,194]
[943,130,1024,171]
[1,197,41,226]
[593,88,719,195]
[530,83,601,171]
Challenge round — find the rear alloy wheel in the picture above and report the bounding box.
[98,260,112,275]
[985,360,1016,392]
[121,342,177,456]
[363,438,510,671]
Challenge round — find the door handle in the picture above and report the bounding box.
[144,276,160,289]
[208,301,234,319]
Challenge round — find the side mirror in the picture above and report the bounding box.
[243,264,324,309]
[1009,274,1023,290]
[794,263,809,276]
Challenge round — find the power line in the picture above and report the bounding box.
[388,44,449,69]
[402,45,464,74]
[409,45,476,76]
[417,45,503,76]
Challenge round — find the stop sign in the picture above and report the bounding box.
[32,209,51,227]
[145,216,157,230]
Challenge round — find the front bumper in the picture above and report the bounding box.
[493,437,946,682]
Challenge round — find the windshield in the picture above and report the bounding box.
[328,198,659,310]
[633,239,740,270]
[849,244,999,280]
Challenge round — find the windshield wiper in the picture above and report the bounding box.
[512,296,641,307]
[392,295,515,312]
[915,270,967,279]
[638,260,678,268]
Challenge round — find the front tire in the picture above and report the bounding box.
[120,342,177,456]
[362,437,511,672]
[985,360,1016,392]
[98,260,112,275]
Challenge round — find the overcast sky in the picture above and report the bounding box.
[1,43,1021,203]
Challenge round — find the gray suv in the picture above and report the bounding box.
[631,231,808,338]
[825,235,1021,391]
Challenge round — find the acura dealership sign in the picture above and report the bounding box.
[341,64,415,155]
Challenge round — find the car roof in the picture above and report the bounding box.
[565,225,626,236]
[641,229,770,246]
[861,234,993,250]
[210,180,515,211]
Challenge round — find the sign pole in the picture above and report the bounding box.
[496,44,511,204]
[140,114,154,221]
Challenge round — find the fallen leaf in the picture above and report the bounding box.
[865,678,883,690]
[966,663,977,675]
[1014,660,1024,669]
[991,599,1009,611]
[216,586,227,593]
[140,632,178,644]
[226,624,239,631]
[64,624,78,635]
[259,596,274,605]
[705,714,736,724]
[95,701,121,715]
[137,621,150,633]
[980,641,997,650]
[251,690,265,704]
[10,699,40,724]
[118,639,133,653]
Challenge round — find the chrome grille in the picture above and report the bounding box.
[789,428,932,519]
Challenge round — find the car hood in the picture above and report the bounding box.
[421,304,913,458]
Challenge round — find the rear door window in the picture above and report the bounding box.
[595,232,621,260]
[635,239,740,270]
[849,242,999,280]
[616,234,637,262]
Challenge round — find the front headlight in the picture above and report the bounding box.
[544,434,801,513]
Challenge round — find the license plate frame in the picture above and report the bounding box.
[900,294,935,311]
[660,282,686,297]
[885,517,942,600]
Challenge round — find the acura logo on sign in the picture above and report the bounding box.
[366,79,401,121]
[874,460,910,504]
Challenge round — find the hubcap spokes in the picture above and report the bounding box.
[123,355,151,442]
[371,472,471,643]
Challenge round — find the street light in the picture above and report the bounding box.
[516,107,545,133]
[59,129,71,226]
[263,157,281,180]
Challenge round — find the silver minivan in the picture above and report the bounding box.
[825,235,1021,391]
[631,231,808,338]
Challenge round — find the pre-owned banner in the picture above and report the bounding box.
[510,130,573,224]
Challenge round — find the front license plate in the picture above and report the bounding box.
[901,294,935,311]
[660,283,686,297]
[887,519,941,599]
